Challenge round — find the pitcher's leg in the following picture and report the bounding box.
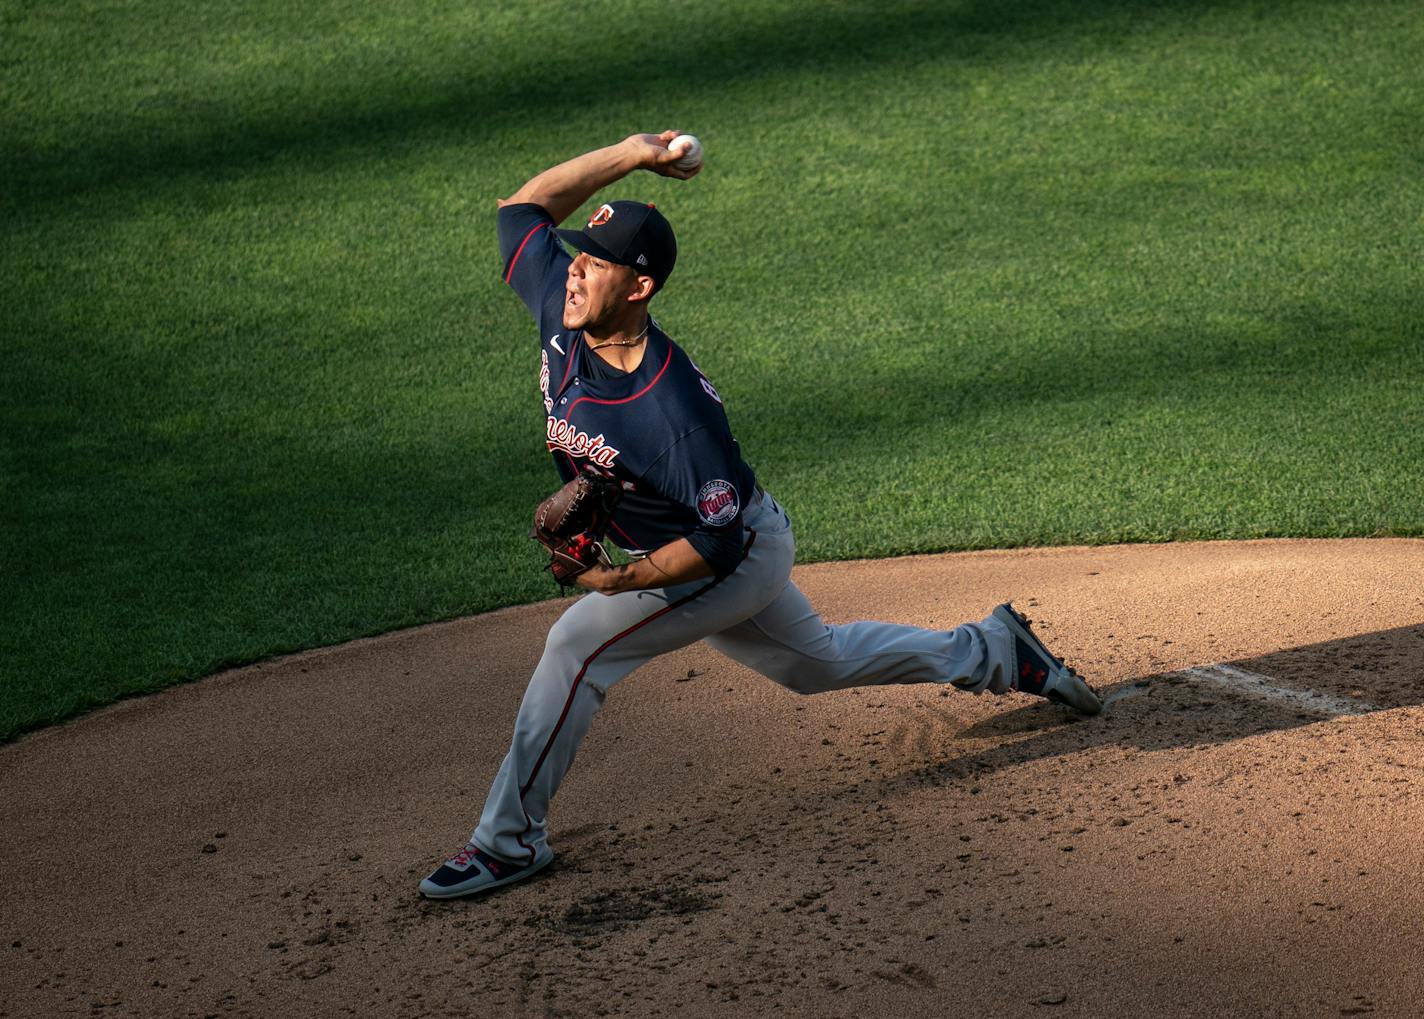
[472,628,607,866]
[471,528,795,867]
[705,580,1016,696]
[470,588,670,866]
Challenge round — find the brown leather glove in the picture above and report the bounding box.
[530,472,624,587]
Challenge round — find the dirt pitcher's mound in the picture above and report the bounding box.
[3,538,1424,1018]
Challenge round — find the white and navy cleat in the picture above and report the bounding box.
[992,602,1102,716]
[418,842,554,899]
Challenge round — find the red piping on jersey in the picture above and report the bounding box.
[513,529,758,865]
[564,341,672,416]
[609,518,639,548]
[504,223,547,283]
[559,346,577,391]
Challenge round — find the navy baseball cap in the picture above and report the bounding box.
[556,200,677,293]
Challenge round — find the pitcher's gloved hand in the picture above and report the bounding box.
[530,472,623,587]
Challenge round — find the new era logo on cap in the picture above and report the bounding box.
[556,200,678,292]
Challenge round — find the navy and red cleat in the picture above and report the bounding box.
[991,602,1102,715]
[418,842,554,899]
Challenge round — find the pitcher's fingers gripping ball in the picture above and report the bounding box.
[642,129,702,179]
[669,134,703,172]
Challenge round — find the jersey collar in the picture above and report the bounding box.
[574,326,669,394]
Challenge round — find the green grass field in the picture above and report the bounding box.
[3,0,1421,742]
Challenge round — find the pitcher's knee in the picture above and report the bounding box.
[543,611,596,670]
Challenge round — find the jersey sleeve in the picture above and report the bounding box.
[652,425,753,578]
[497,203,571,331]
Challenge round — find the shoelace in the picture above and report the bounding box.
[448,844,480,868]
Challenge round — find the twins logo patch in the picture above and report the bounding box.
[696,480,740,527]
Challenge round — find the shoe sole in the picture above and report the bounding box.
[991,602,1102,716]
[418,852,555,900]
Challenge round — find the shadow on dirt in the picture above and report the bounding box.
[867,623,1424,797]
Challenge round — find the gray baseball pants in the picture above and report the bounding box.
[472,490,1019,866]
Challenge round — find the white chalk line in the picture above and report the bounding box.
[1176,663,1379,716]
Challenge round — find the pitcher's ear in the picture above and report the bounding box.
[627,275,657,303]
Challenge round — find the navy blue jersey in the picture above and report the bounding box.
[498,203,757,577]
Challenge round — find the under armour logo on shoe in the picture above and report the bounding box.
[1019,661,1049,692]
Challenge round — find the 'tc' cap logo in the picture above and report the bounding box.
[589,204,615,227]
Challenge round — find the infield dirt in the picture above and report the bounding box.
[3,539,1423,1018]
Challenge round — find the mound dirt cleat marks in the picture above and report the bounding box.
[991,602,1102,716]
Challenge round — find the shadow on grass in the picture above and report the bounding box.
[5,0,1324,218]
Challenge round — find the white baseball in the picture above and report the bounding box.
[669,133,703,171]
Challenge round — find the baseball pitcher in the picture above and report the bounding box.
[419,131,1101,898]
